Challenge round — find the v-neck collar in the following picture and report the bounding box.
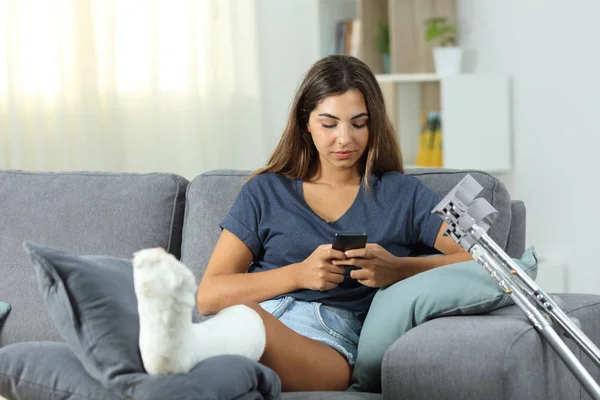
[296,177,364,226]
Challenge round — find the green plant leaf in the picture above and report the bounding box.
[425,25,439,41]
[376,21,390,54]
[424,17,446,25]
[424,17,457,46]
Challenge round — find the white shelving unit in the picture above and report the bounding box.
[316,0,358,59]
[315,0,512,173]
[375,73,440,83]
[377,73,512,173]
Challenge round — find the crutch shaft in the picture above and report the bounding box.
[475,228,600,369]
[541,327,600,399]
[431,173,600,399]
[472,243,600,399]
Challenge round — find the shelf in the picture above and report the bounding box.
[315,0,510,174]
[405,164,438,169]
[385,74,511,173]
[375,73,441,83]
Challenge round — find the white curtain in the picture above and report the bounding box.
[0,0,267,179]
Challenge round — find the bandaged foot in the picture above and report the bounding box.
[132,248,266,375]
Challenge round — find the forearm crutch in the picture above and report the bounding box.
[431,174,600,399]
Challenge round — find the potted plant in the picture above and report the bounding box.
[376,21,391,74]
[424,17,462,75]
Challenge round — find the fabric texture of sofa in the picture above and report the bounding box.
[1,168,599,400]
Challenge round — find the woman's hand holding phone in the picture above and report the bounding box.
[292,245,347,291]
[291,233,400,291]
[333,243,402,288]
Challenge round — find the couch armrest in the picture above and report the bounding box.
[381,294,600,400]
[505,200,526,258]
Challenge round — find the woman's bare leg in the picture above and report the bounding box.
[244,302,352,392]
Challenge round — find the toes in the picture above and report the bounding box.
[133,247,169,264]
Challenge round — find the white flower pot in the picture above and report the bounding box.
[433,47,463,76]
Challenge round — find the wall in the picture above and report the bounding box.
[458,0,600,294]
[254,0,321,153]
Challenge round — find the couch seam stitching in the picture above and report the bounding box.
[0,171,171,178]
[180,178,194,258]
[201,170,249,177]
[503,325,534,396]
[566,300,600,314]
[407,169,484,176]
[165,175,181,255]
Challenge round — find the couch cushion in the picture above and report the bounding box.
[0,342,121,400]
[506,200,526,258]
[407,168,512,251]
[349,247,538,393]
[16,242,281,399]
[0,342,281,400]
[0,170,188,346]
[381,294,600,400]
[181,168,513,284]
[181,170,249,284]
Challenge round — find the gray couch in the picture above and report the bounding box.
[1,167,599,400]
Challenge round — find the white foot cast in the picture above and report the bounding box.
[132,248,266,375]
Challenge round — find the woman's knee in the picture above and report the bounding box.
[240,301,263,314]
[240,301,272,327]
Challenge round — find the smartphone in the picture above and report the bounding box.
[332,232,368,252]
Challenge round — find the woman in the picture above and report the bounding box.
[196,55,471,392]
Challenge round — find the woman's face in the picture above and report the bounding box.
[307,88,369,173]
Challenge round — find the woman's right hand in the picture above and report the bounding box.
[292,245,347,291]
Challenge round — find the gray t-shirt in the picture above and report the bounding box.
[220,171,443,314]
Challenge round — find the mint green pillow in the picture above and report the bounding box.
[0,301,10,324]
[348,247,538,393]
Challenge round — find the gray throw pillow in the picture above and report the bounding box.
[348,247,538,393]
[24,241,142,392]
[21,242,281,399]
[0,342,280,400]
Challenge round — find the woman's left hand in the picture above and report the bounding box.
[332,244,402,288]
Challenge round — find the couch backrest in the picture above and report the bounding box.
[180,168,517,285]
[0,170,188,346]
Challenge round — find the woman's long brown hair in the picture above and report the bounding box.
[248,55,403,188]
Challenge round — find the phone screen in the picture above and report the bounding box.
[332,233,368,252]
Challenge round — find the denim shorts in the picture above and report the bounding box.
[259,296,363,365]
